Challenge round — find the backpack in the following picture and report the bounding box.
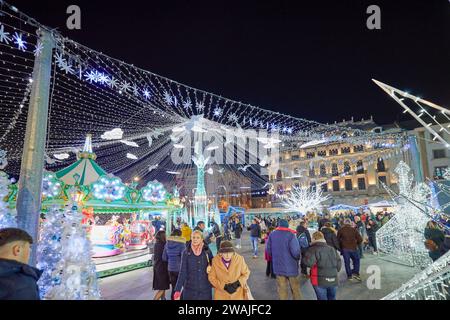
[297,232,309,249]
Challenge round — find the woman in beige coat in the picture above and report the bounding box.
[208,241,251,300]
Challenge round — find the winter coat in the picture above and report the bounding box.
[424,228,445,248]
[0,258,42,300]
[208,253,250,300]
[296,225,311,245]
[163,236,186,272]
[249,224,261,238]
[366,223,379,239]
[211,222,222,238]
[152,241,170,290]
[181,225,192,241]
[318,218,330,230]
[266,227,301,277]
[320,227,340,252]
[304,240,341,287]
[337,224,363,251]
[440,236,450,256]
[234,222,243,239]
[264,234,271,261]
[175,244,214,300]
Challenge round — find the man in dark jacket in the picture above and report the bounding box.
[321,222,340,252]
[318,215,330,231]
[163,229,186,300]
[248,219,261,258]
[304,231,341,300]
[266,220,302,300]
[0,228,42,300]
[337,219,363,281]
[296,220,311,275]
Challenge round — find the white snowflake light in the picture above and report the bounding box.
[196,102,205,112]
[213,107,223,118]
[0,24,12,44]
[34,41,43,56]
[163,91,173,105]
[183,99,192,109]
[13,32,27,51]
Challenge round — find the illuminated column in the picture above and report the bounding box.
[16,29,55,266]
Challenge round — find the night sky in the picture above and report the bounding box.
[9,0,450,125]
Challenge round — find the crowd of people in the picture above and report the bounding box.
[152,220,252,301]
[1,206,449,300]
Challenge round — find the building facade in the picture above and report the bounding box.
[267,118,408,207]
[411,123,450,181]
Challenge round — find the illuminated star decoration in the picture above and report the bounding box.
[143,89,151,99]
[108,77,118,89]
[0,24,12,44]
[84,70,97,83]
[213,107,223,118]
[119,81,131,93]
[61,63,74,74]
[182,99,192,110]
[33,41,43,57]
[163,91,173,105]
[13,32,27,52]
[196,102,205,113]
[55,52,66,68]
[227,113,238,123]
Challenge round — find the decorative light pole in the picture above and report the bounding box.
[16,29,55,266]
[192,150,209,227]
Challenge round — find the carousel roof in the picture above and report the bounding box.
[55,134,107,186]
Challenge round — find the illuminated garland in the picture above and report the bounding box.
[92,175,126,201]
[142,180,167,203]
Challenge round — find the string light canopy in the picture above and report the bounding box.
[0,2,405,192]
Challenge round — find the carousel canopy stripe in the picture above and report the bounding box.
[55,158,107,186]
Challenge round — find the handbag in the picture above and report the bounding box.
[243,284,254,300]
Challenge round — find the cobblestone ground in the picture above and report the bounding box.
[99,232,419,300]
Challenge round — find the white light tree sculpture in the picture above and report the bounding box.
[282,185,330,216]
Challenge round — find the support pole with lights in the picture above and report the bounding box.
[16,29,55,266]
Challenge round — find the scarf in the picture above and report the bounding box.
[222,257,231,269]
[191,241,204,256]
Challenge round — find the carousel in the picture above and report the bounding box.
[7,135,184,277]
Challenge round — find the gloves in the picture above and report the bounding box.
[174,291,181,300]
[224,280,241,294]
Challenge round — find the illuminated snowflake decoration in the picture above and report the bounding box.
[142,181,167,203]
[163,91,173,105]
[34,41,43,56]
[213,107,223,118]
[143,89,151,99]
[108,77,118,89]
[132,84,139,96]
[227,113,238,123]
[196,102,205,112]
[183,99,192,109]
[0,24,12,44]
[119,81,131,93]
[42,172,63,199]
[13,32,26,51]
[92,175,126,201]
